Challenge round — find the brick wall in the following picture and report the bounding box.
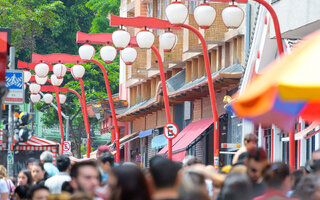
[193,99,202,121]
[157,107,174,127]
[132,116,146,133]
[202,90,226,119]
[146,112,157,130]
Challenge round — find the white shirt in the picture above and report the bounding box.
[0,179,9,200]
[45,172,71,194]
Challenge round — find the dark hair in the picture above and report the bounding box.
[98,152,114,167]
[56,155,71,172]
[219,173,252,200]
[263,162,289,189]
[70,161,98,178]
[244,133,257,143]
[26,158,37,166]
[27,184,49,199]
[247,147,267,162]
[149,156,181,188]
[19,170,33,186]
[111,165,151,200]
[293,174,320,200]
[32,162,45,171]
[290,169,304,190]
[14,185,30,199]
[61,181,74,193]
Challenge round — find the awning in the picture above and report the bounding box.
[158,118,213,155]
[172,151,186,162]
[109,132,140,150]
[151,134,168,150]
[139,129,153,138]
[282,122,320,141]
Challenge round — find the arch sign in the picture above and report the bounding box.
[164,123,179,140]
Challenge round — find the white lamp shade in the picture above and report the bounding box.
[120,47,137,65]
[136,30,155,49]
[43,93,54,104]
[23,71,31,83]
[71,64,85,79]
[35,75,47,85]
[159,31,177,52]
[112,29,131,50]
[79,44,95,61]
[53,63,67,78]
[30,94,41,103]
[29,83,41,94]
[100,45,117,64]
[58,94,67,104]
[166,2,188,25]
[222,5,244,29]
[34,63,49,78]
[50,74,63,86]
[194,4,216,29]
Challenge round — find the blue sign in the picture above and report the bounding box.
[6,72,23,89]
[4,70,25,105]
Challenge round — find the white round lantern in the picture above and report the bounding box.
[112,29,131,50]
[34,63,49,78]
[30,94,41,103]
[221,5,244,29]
[136,30,155,49]
[120,47,137,65]
[71,64,85,80]
[50,74,63,86]
[159,31,177,52]
[166,1,188,25]
[79,44,95,61]
[43,93,54,104]
[58,94,67,104]
[23,71,32,83]
[194,4,216,29]
[53,63,67,78]
[29,83,41,94]
[35,75,47,85]
[100,45,117,64]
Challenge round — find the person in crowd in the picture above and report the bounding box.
[246,147,268,198]
[69,161,100,197]
[97,145,112,157]
[17,170,33,186]
[149,156,181,200]
[40,151,59,177]
[0,166,15,200]
[31,162,47,186]
[254,162,297,200]
[287,169,304,198]
[28,185,50,200]
[14,185,29,200]
[26,158,37,170]
[233,133,258,165]
[98,152,114,183]
[45,155,71,194]
[219,173,252,200]
[107,165,151,200]
[182,156,202,168]
[0,165,9,200]
[292,174,320,200]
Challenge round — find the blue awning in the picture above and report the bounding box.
[152,134,168,150]
[139,129,153,138]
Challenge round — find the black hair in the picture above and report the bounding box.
[31,162,45,171]
[293,174,320,200]
[18,169,33,186]
[56,155,71,172]
[263,162,289,189]
[98,152,114,167]
[27,184,49,199]
[219,173,252,200]
[61,181,74,193]
[290,169,304,190]
[149,156,182,188]
[70,161,98,178]
[14,185,30,199]
[26,157,37,166]
[247,147,267,162]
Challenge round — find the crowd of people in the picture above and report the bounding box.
[1,134,320,200]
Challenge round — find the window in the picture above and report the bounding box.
[147,3,153,17]
[163,0,169,20]
[189,1,197,14]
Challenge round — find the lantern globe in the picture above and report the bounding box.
[112,29,131,50]
[24,71,32,83]
[30,94,41,103]
[34,63,49,78]
[29,83,41,94]
[194,4,216,29]
[166,2,188,25]
[136,30,155,49]
[59,94,67,104]
[43,93,54,104]
[221,5,244,29]
[79,44,95,61]
[159,31,177,52]
[53,63,67,78]
[71,64,85,80]
[120,47,137,65]
[35,75,47,85]
[50,75,63,86]
[100,45,117,64]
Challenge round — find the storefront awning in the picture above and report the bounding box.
[158,118,213,155]
[151,134,168,150]
[282,121,320,141]
[139,129,153,138]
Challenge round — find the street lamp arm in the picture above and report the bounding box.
[76,32,138,47]
[32,53,84,64]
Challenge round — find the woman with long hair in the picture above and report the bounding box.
[31,162,47,186]
[17,170,33,186]
[0,165,10,200]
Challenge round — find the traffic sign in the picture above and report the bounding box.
[4,70,24,105]
[7,151,14,165]
[164,123,179,139]
[63,141,71,153]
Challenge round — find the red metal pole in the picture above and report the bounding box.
[151,46,173,159]
[91,59,120,163]
[289,128,295,171]
[55,87,65,154]
[181,24,220,168]
[297,122,301,169]
[79,78,91,158]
